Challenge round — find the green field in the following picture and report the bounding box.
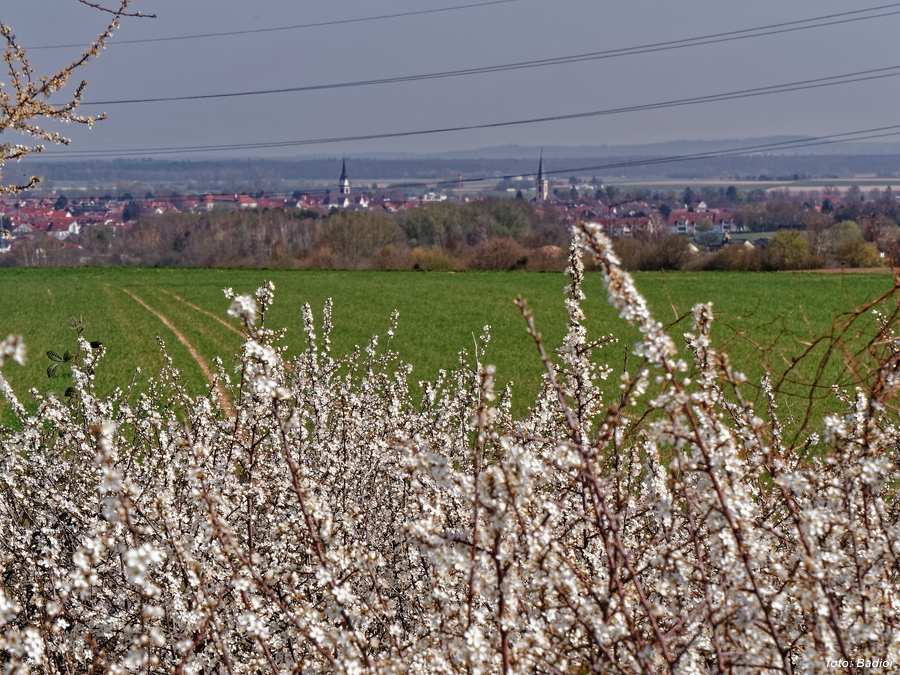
[0,267,895,421]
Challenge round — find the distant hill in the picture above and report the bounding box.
[18,137,900,194]
[354,138,900,160]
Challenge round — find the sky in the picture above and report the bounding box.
[4,0,900,159]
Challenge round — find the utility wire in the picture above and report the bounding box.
[77,3,900,106]
[53,126,900,200]
[30,125,900,199]
[291,126,900,195]
[318,127,900,195]
[28,0,528,50]
[46,66,900,158]
[518,128,900,184]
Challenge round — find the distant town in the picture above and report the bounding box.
[2,155,897,271]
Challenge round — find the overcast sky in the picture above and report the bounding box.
[4,0,900,159]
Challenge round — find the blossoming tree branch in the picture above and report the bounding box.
[0,0,152,194]
[0,221,897,671]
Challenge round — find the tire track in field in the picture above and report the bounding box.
[156,289,244,337]
[121,288,234,416]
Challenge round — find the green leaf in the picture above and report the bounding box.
[47,364,60,378]
[64,387,76,398]
[63,350,74,363]
[89,341,103,349]
[46,350,63,362]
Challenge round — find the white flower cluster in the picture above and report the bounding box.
[227,293,259,326]
[0,227,898,672]
[0,333,25,368]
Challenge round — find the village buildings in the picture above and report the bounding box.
[0,158,764,258]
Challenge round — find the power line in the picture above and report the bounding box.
[31,126,900,200]
[310,126,900,196]
[302,126,900,194]
[299,127,900,193]
[518,128,900,184]
[28,0,528,50]
[76,3,900,106]
[44,65,900,158]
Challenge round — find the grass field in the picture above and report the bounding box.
[0,267,896,421]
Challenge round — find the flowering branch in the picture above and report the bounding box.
[0,1,148,193]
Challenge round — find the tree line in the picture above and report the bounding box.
[4,199,571,270]
[5,185,900,270]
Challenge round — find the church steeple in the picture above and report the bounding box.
[535,150,549,202]
[339,159,350,195]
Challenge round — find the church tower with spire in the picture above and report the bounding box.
[535,151,549,202]
[339,159,351,195]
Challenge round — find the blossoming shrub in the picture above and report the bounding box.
[0,221,898,672]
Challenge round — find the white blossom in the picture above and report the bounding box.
[227,294,258,325]
[0,243,895,672]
